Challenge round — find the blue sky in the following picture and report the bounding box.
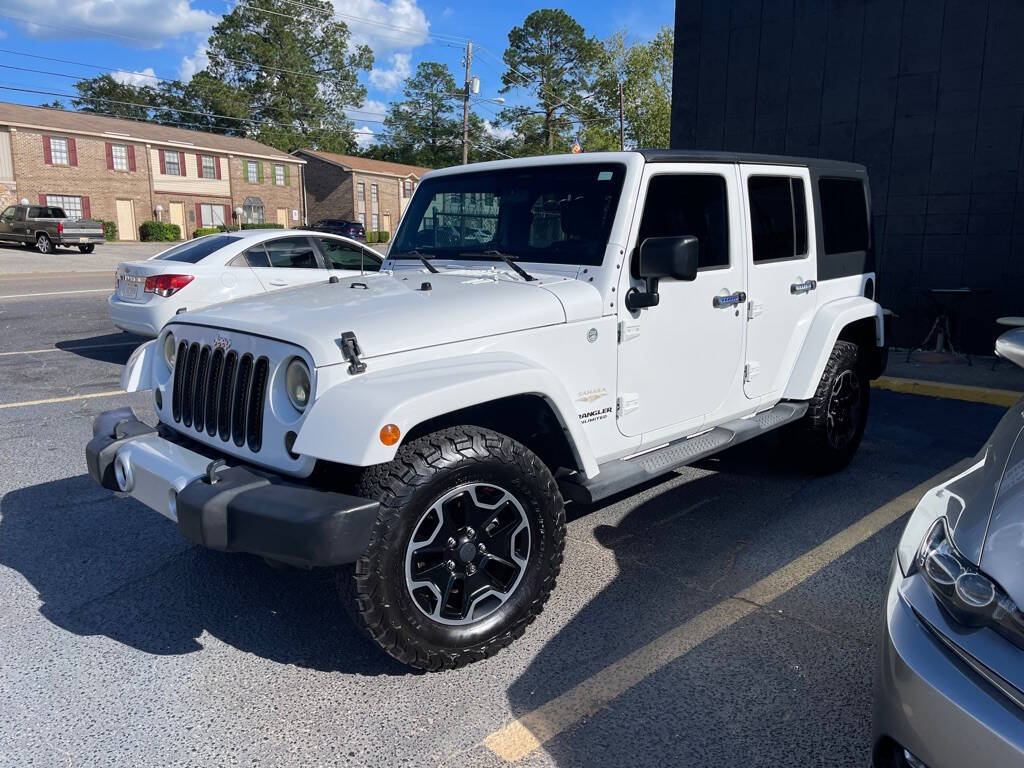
[0,0,673,147]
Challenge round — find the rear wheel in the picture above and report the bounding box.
[78,244,95,254]
[794,340,869,473]
[345,426,565,671]
[35,233,52,254]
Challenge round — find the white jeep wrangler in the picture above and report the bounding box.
[87,150,887,670]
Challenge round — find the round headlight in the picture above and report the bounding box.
[285,358,311,411]
[163,332,176,369]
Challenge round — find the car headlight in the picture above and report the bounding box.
[163,332,177,369]
[285,358,311,411]
[914,517,1024,649]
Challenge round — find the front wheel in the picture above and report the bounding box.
[35,233,52,254]
[793,340,869,473]
[345,426,565,671]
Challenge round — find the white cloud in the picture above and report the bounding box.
[332,0,429,55]
[179,42,209,82]
[111,68,158,87]
[483,120,514,141]
[5,0,217,48]
[354,125,376,149]
[369,52,411,91]
[442,6,454,18]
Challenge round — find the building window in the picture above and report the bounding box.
[46,195,82,219]
[111,144,129,171]
[164,151,181,176]
[201,156,218,179]
[357,182,365,201]
[371,213,379,230]
[246,160,260,183]
[200,203,226,227]
[243,197,264,224]
[371,184,379,204]
[274,164,285,186]
[356,212,365,225]
[403,179,414,197]
[50,137,69,166]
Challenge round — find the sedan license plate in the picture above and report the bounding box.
[119,281,138,299]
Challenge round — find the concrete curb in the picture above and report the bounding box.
[872,376,1023,408]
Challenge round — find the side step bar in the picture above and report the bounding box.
[559,401,808,505]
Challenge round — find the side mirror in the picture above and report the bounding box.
[995,328,1024,370]
[626,236,699,311]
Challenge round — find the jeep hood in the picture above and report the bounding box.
[172,269,601,366]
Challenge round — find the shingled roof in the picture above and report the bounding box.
[0,101,300,161]
[294,148,432,178]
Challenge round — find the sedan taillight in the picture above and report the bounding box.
[144,274,194,297]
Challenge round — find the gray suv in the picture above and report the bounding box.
[0,204,105,254]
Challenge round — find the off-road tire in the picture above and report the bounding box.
[343,426,565,671]
[795,340,869,474]
[78,244,95,254]
[35,233,52,254]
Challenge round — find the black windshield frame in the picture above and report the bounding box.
[391,163,627,268]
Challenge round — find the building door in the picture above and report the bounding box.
[276,208,288,228]
[168,202,186,240]
[115,199,136,241]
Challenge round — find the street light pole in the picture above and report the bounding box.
[619,82,625,151]
[462,40,473,165]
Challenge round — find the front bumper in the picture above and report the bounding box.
[873,559,1024,767]
[86,408,379,567]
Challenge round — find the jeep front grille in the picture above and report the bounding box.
[171,341,269,452]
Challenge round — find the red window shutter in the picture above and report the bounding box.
[195,203,203,227]
[223,205,230,226]
[215,157,222,180]
[158,149,166,175]
[179,152,186,176]
[42,135,52,165]
[38,195,46,205]
[68,137,77,166]
[128,145,136,171]
[82,197,91,219]
[105,142,114,170]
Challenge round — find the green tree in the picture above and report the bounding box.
[377,61,462,167]
[70,75,161,122]
[497,9,604,153]
[593,27,674,149]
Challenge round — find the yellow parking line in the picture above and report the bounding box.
[872,376,1021,408]
[483,460,970,763]
[0,389,125,410]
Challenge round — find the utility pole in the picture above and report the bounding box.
[462,41,473,165]
[618,82,625,151]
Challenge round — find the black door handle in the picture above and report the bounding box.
[713,291,746,308]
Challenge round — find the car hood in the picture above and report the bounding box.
[171,268,602,367]
[946,396,1024,605]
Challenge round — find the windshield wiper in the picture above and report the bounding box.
[459,250,536,282]
[391,248,438,274]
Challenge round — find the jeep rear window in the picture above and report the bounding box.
[391,163,627,267]
[818,177,869,255]
[155,235,241,263]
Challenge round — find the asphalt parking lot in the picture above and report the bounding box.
[0,270,1010,767]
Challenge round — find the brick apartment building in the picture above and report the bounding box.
[293,149,431,235]
[0,101,304,240]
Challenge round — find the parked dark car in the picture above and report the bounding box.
[0,204,105,254]
[873,327,1024,768]
[310,218,365,240]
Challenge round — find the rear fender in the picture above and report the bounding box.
[783,297,884,401]
[293,352,599,477]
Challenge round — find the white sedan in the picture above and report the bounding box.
[109,229,382,337]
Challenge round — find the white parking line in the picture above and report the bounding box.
[0,341,139,357]
[0,389,125,410]
[0,288,111,300]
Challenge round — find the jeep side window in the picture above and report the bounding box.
[748,176,808,262]
[818,178,868,255]
[635,174,729,275]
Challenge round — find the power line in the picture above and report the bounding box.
[260,0,469,44]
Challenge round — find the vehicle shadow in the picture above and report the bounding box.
[499,394,1007,766]
[56,332,146,364]
[0,473,408,677]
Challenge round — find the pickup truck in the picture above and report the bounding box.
[86,150,888,671]
[0,203,105,253]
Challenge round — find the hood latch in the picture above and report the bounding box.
[340,331,367,375]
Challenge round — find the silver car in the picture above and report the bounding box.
[873,328,1024,768]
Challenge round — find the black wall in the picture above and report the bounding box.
[671,0,1024,353]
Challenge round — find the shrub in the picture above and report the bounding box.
[97,219,117,241]
[366,230,378,244]
[377,230,390,243]
[193,226,221,238]
[139,220,181,241]
[241,222,282,230]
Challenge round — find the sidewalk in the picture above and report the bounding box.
[876,348,1024,407]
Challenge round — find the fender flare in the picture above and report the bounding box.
[783,296,884,401]
[293,351,600,477]
[121,340,155,392]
